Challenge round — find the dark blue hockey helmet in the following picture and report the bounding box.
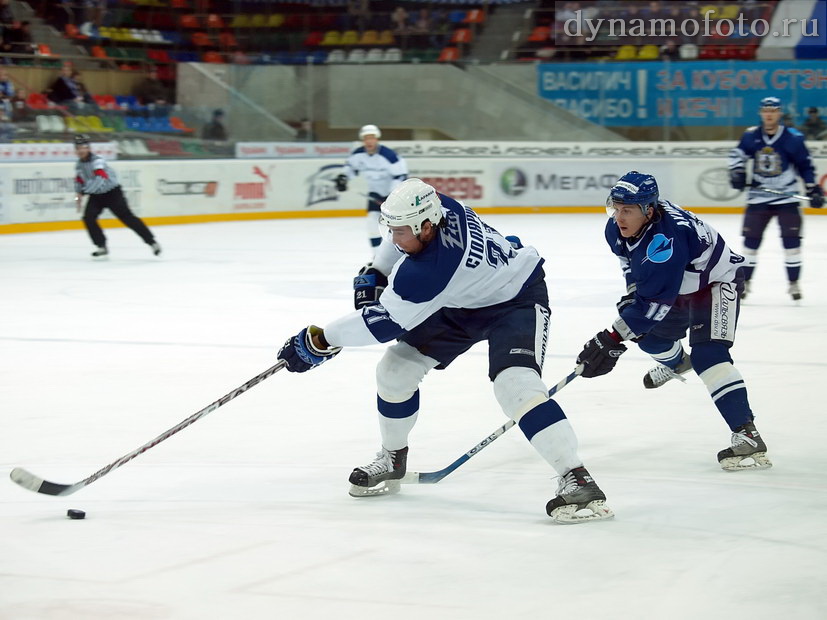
[606,171,659,216]
[759,96,781,110]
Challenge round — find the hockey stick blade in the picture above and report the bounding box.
[9,361,287,497]
[402,365,584,485]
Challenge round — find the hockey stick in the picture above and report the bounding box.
[9,361,287,496]
[401,364,584,485]
[753,185,810,201]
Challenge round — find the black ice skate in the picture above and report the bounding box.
[643,352,692,389]
[348,447,408,497]
[788,281,801,301]
[546,466,614,524]
[717,421,772,471]
[91,246,108,257]
[150,242,162,256]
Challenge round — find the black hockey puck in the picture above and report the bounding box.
[66,509,86,520]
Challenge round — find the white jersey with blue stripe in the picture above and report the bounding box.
[324,194,544,347]
[607,200,744,339]
[343,144,408,196]
[729,125,817,206]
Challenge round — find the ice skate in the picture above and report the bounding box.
[788,281,801,301]
[546,466,614,524]
[91,246,108,257]
[717,421,772,471]
[643,352,692,389]
[150,242,162,256]
[348,447,408,497]
[741,279,751,300]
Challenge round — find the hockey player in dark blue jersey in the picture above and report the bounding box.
[335,124,408,251]
[277,178,613,523]
[575,171,771,472]
[729,96,824,301]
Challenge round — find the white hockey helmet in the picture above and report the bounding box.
[379,178,443,235]
[358,124,381,139]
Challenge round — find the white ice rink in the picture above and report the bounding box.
[2,212,826,620]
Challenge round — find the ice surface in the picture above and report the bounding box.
[2,213,826,619]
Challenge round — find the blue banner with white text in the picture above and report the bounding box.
[537,60,827,127]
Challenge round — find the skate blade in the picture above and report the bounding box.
[348,480,401,498]
[719,452,773,471]
[549,500,615,524]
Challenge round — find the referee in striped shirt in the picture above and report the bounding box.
[74,134,161,258]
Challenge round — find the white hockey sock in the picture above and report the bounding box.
[649,342,685,367]
[379,412,418,451]
[699,362,746,403]
[528,420,582,477]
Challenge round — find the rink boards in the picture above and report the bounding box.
[2,144,825,233]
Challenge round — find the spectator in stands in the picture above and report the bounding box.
[346,0,371,33]
[659,39,680,61]
[46,63,86,108]
[391,6,409,38]
[0,0,14,27]
[202,108,228,141]
[410,8,431,48]
[800,107,827,141]
[132,66,169,114]
[5,20,34,58]
[71,70,96,107]
[10,86,32,122]
[0,66,13,116]
[296,117,315,142]
[428,7,450,48]
[0,109,13,140]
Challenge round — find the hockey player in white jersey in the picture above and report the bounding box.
[335,124,408,251]
[576,171,771,472]
[278,178,613,524]
[729,96,824,301]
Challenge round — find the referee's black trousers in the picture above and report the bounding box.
[82,187,155,248]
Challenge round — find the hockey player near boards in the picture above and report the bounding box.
[73,134,161,258]
[335,124,408,251]
[576,171,771,472]
[277,178,613,524]
[728,96,824,301]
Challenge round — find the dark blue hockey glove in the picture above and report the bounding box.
[806,183,824,208]
[729,169,746,191]
[353,263,388,309]
[335,174,348,192]
[577,329,627,378]
[278,325,341,373]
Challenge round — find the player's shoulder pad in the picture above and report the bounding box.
[352,146,367,155]
[378,145,400,163]
[745,125,760,134]
[786,127,805,139]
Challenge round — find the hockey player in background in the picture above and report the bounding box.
[277,178,613,524]
[335,124,408,251]
[576,171,771,472]
[728,96,823,301]
[74,134,161,258]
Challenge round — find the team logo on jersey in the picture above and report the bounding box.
[643,234,674,264]
[755,147,782,177]
[500,168,527,196]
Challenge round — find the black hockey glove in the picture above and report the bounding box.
[577,329,627,378]
[729,169,746,191]
[806,183,824,208]
[278,325,341,373]
[335,174,348,192]
[353,263,388,309]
